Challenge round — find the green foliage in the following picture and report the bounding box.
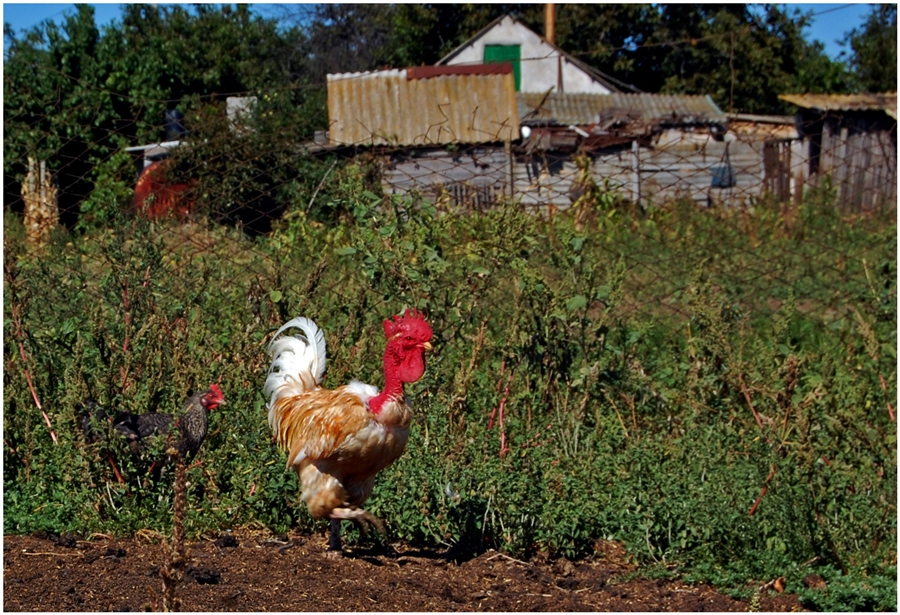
[794,565,898,612]
[3,1,872,181]
[4,173,896,610]
[647,5,852,113]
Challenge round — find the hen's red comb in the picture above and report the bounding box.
[208,383,224,399]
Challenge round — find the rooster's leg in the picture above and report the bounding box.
[327,519,343,554]
[352,517,370,537]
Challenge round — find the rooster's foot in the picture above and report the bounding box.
[351,512,386,538]
[332,508,386,538]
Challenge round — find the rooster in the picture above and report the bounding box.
[265,310,433,556]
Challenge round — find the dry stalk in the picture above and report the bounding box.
[600,387,629,439]
[11,304,56,444]
[160,449,188,612]
[777,355,799,442]
[739,374,769,442]
[497,372,513,458]
[748,463,776,516]
[450,320,488,426]
[487,361,515,458]
[619,391,638,435]
[306,160,338,212]
[878,373,895,422]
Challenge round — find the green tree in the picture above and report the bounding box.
[403,4,541,61]
[648,5,846,113]
[4,4,316,226]
[4,5,115,224]
[793,39,852,95]
[278,4,542,74]
[551,4,662,92]
[844,4,897,92]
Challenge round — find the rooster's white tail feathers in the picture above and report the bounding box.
[265,317,327,413]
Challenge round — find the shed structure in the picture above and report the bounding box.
[726,113,805,205]
[514,92,740,209]
[780,93,897,212]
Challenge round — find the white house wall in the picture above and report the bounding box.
[443,17,614,95]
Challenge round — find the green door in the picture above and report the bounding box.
[484,44,521,91]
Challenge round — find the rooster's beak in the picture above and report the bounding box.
[422,341,433,351]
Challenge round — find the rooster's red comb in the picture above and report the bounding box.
[207,383,224,399]
[384,308,432,341]
[394,308,427,323]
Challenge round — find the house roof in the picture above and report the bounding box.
[436,15,632,93]
[326,68,519,146]
[518,92,726,127]
[779,93,897,120]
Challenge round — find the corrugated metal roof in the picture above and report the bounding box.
[518,92,725,126]
[327,69,519,146]
[779,93,897,119]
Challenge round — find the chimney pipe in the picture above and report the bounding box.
[545,3,555,46]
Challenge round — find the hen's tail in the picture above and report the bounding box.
[265,317,327,428]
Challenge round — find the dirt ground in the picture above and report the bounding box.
[4,529,804,612]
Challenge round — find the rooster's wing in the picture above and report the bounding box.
[271,386,375,468]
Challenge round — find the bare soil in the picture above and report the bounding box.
[4,529,803,612]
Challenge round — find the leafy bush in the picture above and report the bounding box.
[3,178,895,609]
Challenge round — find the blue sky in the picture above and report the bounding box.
[2,3,877,60]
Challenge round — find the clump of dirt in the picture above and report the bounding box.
[3,530,803,611]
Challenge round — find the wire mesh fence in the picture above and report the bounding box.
[4,78,896,318]
[3,64,897,589]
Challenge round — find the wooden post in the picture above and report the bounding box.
[839,125,849,211]
[505,139,514,202]
[557,56,563,93]
[632,140,641,206]
[545,4,555,45]
[545,4,562,91]
[22,157,59,249]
